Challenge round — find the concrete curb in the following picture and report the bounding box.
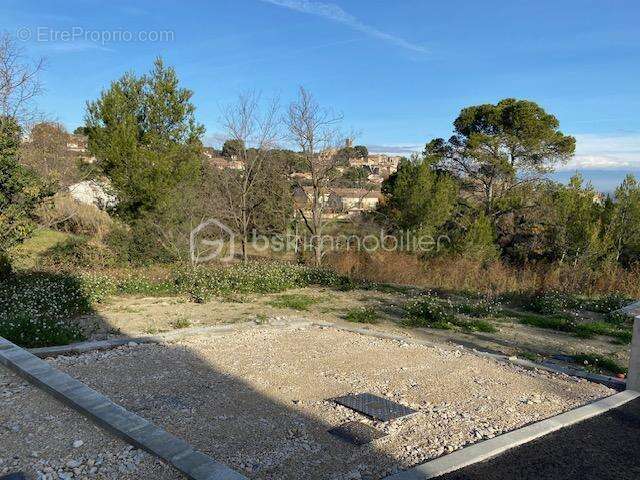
[28,320,312,358]
[0,336,247,480]
[30,319,625,390]
[313,322,626,390]
[383,389,640,480]
[629,317,640,391]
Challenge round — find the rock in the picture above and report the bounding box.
[72,440,84,448]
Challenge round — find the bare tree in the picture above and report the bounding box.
[285,87,343,266]
[215,92,282,262]
[0,33,44,128]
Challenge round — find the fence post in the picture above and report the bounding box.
[628,317,640,391]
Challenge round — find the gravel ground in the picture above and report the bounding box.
[0,369,178,479]
[83,288,631,369]
[4,323,611,480]
[435,397,640,480]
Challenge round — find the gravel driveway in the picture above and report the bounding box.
[2,324,614,479]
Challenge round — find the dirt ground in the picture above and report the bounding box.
[80,287,631,370]
[3,324,610,480]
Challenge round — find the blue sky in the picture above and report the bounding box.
[3,0,640,191]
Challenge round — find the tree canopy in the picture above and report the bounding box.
[427,98,575,218]
[85,58,204,218]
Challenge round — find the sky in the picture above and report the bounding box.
[2,0,640,191]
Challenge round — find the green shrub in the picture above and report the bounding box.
[574,354,627,375]
[525,291,579,315]
[404,295,455,328]
[456,297,501,317]
[582,293,634,313]
[457,318,497,333]
[173,263,351,303]
[604,310,635,327]
[0,273,87,347]
[267,293,319,311]
[171,317,192,329]
[41,236,117,270]
[345,307,378,324]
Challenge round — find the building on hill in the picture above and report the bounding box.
[293,186,382,217]
[66,134,88,153]
[348,153,401,178]
[206,155,245,170]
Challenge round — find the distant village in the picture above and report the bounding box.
[53,133,403,218]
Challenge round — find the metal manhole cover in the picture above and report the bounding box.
[333,393,417,421]
[328,421,386,445]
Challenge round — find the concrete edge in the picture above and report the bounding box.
[30,318,625,390]
[28,320,312,358]
[0,336,247,480]
[312,322,626,390]
[382,389,640,480]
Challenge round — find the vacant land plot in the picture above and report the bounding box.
[5,324,613,480]
[80,286,632,376]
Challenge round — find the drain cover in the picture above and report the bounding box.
[328,421,386,445]
[333,393,417,421]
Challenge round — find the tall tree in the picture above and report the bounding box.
[427,98,575,218]
[608,175,640,265]
[0,118,52,275]
[221,139,245,159]
[0,34,49,276]
[85,58,204,219]
[213,92,288,262]
[379,156,458,239]
[285,87,342,266]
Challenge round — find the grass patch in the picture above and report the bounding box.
[345,307,378,324]
[0,272,87,348]
[574,354,627,376]
[502,309,632,344]
[514,312,576,333]
[459,319,497,333]
[9,229,71,269]
[456,298,501,318]
[403,295,496,333]
[267,293,319,311]
[175,263,352,303]
[171,317,192,329]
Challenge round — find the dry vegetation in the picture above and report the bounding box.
[327,250,640,297]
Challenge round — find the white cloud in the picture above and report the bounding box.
[559,133,640,170]
[366,143,422,155]
[259,0,427,53]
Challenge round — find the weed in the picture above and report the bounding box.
[456,297,501,318]
[574,354,627,375]
[0,272,88,348]
[267,293,319,311]
[171,317,192,329]
[345,307,378,324]
[582,293,634,313]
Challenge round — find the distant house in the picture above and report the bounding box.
[207,156,245,171]
[327,188,382,213]
[66,134,88,153]
[293,186,381,216]
[348,154,401,178]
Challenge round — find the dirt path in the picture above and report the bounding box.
[80,287,631,370]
